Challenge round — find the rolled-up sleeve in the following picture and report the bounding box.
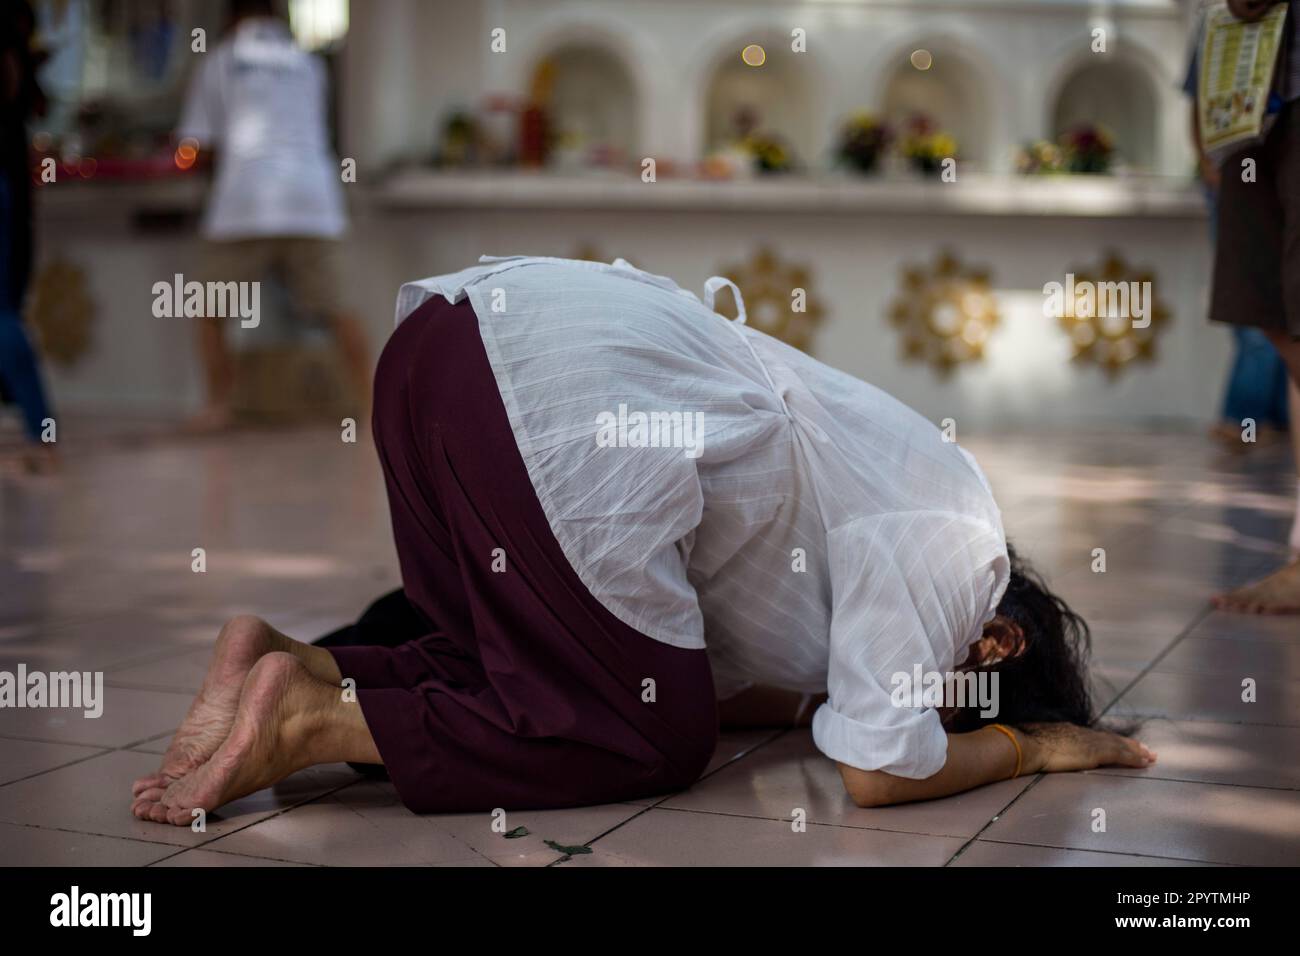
[811,511,1009,779]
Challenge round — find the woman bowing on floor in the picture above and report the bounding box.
[131,256,1153,823]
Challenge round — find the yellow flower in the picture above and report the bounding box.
[932,133,957,157]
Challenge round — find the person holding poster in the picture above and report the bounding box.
[1209,0,1300,613]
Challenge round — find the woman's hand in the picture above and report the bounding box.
[1019,722,1156,774]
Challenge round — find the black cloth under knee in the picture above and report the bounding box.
[312,588,432,648]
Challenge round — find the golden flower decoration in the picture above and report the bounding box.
[889,250,999,375]
[714,247,825,353]
[26,259,95,367]
[1055,252,1169,378]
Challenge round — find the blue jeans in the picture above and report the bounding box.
[0,173,53,443]
[1223,327,1291,427]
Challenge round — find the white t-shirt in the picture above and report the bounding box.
[397,257,1011,779]
[177,18,346,241]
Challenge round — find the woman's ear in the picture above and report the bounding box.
[972,616,1026,666]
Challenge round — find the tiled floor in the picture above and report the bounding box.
[1,423,1297,866]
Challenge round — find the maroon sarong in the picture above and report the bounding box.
[328,295,718,812]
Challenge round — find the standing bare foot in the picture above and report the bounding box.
[0,445,60,476]
[139,652,343,826]
[131,616,279,800]
[1212,558,1300,614]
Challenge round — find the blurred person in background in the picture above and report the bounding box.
[1185,7,1291,450]
[1210,0,1300,613]
[177,0,369,431]
[0,0,57,473]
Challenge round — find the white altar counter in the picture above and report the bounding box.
[34,170,1223,431]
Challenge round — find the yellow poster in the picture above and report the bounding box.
[1199,1,1290,159]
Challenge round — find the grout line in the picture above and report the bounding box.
[637,800,1010,843]
[0,820,192,850]
[0,726,192,754]
[144,846,328,868]
[967,837,1247,867]
[549,727,792,865]
[0,750,364,861]
[944,772,1051,866]
[1094,604,1215,723]
[1087,767,1300,791]
[0,745,116,789]
[158,774,367,858]
[1104,713,1300,729]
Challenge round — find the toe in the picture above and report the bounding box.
[166,803,198,827]
[132,794,162,819]
[132,775,167,797]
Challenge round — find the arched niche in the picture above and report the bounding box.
[1049,57,1160,171]
[700,32,820,166]
[529,42,640,167]
[877,44,996,169]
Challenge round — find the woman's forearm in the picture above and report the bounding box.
[837,725,1024,807]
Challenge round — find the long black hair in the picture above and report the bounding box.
[944,544,1095,734]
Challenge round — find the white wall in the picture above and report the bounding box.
[29,0,1223,431]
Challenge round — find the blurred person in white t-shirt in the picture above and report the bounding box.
[176,0,369,430]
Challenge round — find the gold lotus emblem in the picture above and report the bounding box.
[714,247,825,353]
[1055,253,1169,378]
[889,251,999,375]
[26,259,95,367]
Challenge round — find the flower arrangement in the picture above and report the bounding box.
[1059,124,1115,174]
[1018,124,1115,175]
[836,111,893,173]
[1014,139,1065,175]
[742,131,795,173]
[898,114,957,175]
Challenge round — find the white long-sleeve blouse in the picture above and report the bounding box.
[395,256,1011,779]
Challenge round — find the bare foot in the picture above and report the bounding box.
[23,445,61,474]
[1208,422,1248,453]
[1212,558,1300,614]
[137,652,327,826]
[1208,422,1286,451]
[131,616,278,799]
[0,445,60,477]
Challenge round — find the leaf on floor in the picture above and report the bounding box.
[503,826,530,839]
[544,839,592,856]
